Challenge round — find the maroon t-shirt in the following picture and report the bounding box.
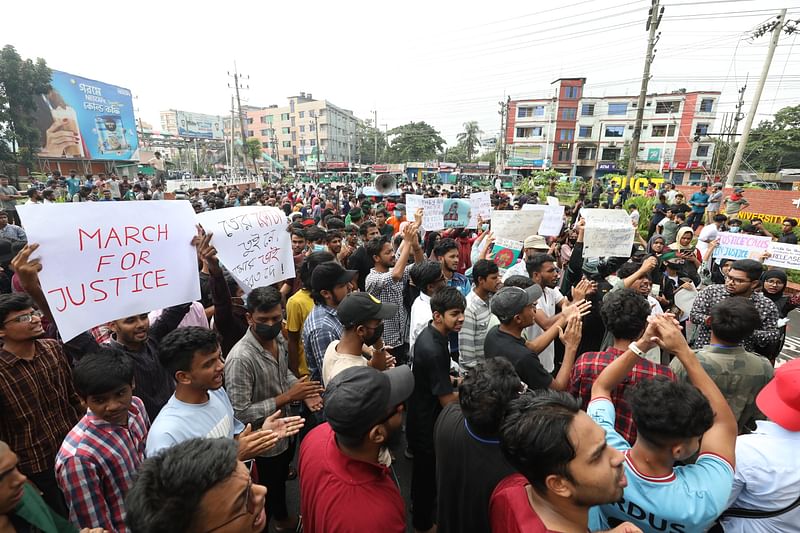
[490,474,560,533]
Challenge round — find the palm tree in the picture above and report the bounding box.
[456,121,484,161]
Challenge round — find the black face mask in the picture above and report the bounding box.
[253,322,282,341]
[363,323,384,346]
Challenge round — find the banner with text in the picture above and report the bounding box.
[713,232,772,261]
[491,210,544,242]
[765,242,800,269]
[582,209,635,258]
[521,204,565,236]
[18,202,200,341]
[196,206,295,291]
[406,194,445,231]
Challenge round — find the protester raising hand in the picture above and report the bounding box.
[261,409,305,439]
[236,423,281,460]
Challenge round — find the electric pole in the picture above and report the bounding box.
[725,9,787,188]
[497,96,509,172]
[228,63,250,174]
[372,110,378,166]
[627,0,663,178]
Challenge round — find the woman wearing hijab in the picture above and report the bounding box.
[668,227,702,285]
[756,270,800,361]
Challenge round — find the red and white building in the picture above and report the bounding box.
[505,77,720,183]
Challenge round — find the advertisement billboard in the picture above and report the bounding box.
[176,111,223,139]
[34,70,139,161]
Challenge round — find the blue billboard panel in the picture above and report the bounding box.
[35,70,139,161]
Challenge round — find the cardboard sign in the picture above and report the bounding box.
[467,191,492,228]
[406,194,445,231]
[522,204,565,236]
[713,232,772,261]
[491,238,523,269]
[18,201,200,341]
[491,210,544,242]
[443,199,471,228]
[196,206,295,291]
[547,196,560,207]
[765,242,800,269]
[582,209,635,258]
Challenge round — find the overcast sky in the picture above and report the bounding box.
[5,0,799,145]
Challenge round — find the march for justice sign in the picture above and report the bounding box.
[18,201,201,341]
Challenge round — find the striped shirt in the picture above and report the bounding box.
[302,304,344,384]
[458,290,492,370]
[0,339,83,475]
[366,266,412,348]
[225,329,298,458]
[55,396,149,532]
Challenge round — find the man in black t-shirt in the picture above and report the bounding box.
[485,286,582,391]
[407,287,464,533]
[434,358,518,533]
[347,222,380,291]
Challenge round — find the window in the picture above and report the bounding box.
[565,86,579,99]
[260,129,271,136]
[668,124,676,136]
[700,99,714,112]
[651,125,667,137]
[604,125,625,137]
[262,141,269,148]
[283,155,289,161]
[579,126,593,138]
[602,148,621,160]
[608,103,628,115]
[533,105,545,116]
[309,123,316,132]
[697,145,710,157]
[299,111,305,118]
[265,115,273,123]
[518,107,532,118]
[559,129,574,141]
[260,116,268,124]
[291,117,295,127]
[300,125,305,133]
[280,127,289,134]
[280,113,290,120]
[247,131,254,137]
[655,101,680,114]
[562,108,577,120]
[310,139,316,146]
[581,103,595,116]
[695,123,709,136]
[577,147,596,160]
[318,109,325,117]
[558,148,572,161]
[282,141,291,147]
[300,139,305,146]
[515,127,542,138]
[246,118,254,125]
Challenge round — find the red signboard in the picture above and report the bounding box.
[371,164,389,172]
[322,161,349,169]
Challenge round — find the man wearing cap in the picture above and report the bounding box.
[720,358,800,532]
[302,261,358,385]
[386,203,406,235]
[485,286,582,391]
[323,292,396,385]
[501,234,550,282]
[344,207,363,228]
[299,366,413,533]
[723,187,750,218]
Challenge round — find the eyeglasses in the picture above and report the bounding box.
[3,310,43,325]
[725,274,751,285]
[204,476,254,532]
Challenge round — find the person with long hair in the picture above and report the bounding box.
[756,269,800,361]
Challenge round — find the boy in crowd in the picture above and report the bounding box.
[56,348,148,532]
[458,259,502,370]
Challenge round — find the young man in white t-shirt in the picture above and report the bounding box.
[697,214,727,259]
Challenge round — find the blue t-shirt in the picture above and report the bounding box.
[587,398,734,533]
[65,177,81,196]
[689,192,710,213]
[146,388,245,457]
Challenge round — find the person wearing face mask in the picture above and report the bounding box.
[322,292,397,385]
[225,286,325,533]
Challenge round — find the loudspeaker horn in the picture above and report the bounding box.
[374,174,397,195]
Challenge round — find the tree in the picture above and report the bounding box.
[616,142,631,172]
[438,142,469,164]
[0,45,52,176]
[456,120,483,161]
[386,121,445,163]
[745,105,800,172]
[245,137,263,174]
[355,120,386,165]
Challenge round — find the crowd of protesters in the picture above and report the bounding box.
[0,170,798,533]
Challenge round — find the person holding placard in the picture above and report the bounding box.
[501,235,550,282]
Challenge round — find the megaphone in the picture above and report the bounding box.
[374,174,397,195]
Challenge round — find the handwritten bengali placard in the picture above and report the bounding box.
[582,208,635,258]
[491,210,544,242]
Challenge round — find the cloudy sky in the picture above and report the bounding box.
[5,0,799,144]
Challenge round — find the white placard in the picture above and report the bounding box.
[547,196,560,206]
[196,206,295,291]
[713,232,772,261]
[405,194,445,231]
[491,210,544,242]
[765,242,800,269]
[18,201,201,341]
[582,208,635,258]
[522,204,565,236]
[467,191,492,228]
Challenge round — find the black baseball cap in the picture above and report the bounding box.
[311,262,357,292]
[324,366,414,439]
[337,292,398,326]
[490,285,543,322]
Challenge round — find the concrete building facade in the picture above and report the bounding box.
[505,78,720,183]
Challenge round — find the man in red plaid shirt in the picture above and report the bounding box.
[56,348,149,532]
[569,288,675,443]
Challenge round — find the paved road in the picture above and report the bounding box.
[777,309,800,367]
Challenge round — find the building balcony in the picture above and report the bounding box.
[576,159,597,167]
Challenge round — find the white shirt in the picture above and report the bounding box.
[666,189,679,204]
[322,340,366,386]
[629,210,640,225]
[696,223,719,258]
[408,293,432,355]
[525,286,565,372]
[721,420,800,533]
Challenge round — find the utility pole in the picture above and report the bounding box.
[227,63,250,174]
[725,9,787,188]
[497,96,509,172]
[627,0,663,178]
[230,96,236,177]
[372,110,378,166]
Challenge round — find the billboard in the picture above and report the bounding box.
[176,111,223,139]
[34,70,139,161]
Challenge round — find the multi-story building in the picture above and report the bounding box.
[505,78,720,183]
[234,93,361,170]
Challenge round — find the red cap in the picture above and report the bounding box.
[756,359,800,431]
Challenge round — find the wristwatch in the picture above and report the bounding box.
[628,341,645,357]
